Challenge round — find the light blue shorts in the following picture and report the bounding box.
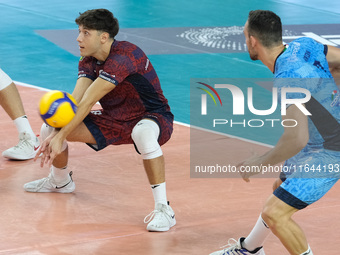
[274,147,340,209]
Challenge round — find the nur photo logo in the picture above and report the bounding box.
[195,79,312,129]
[197,82,223,115]
[191,78,314,179]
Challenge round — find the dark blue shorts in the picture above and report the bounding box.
[83,111,173,151]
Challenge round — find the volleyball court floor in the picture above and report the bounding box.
[0,85,338,255]
[1,0,340,254]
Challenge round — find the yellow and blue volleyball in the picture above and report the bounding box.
[39,90,78,128]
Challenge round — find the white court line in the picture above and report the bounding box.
[14,80,51,91]
[190,124,273,148]
[0,231,146,254]
[15,80,272,148]
[322,35,340,38]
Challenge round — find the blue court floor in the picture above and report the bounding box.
[1,0,339,145]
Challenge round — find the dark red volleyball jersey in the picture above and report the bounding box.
[78,40,173,122]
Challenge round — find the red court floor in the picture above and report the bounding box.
[0,85,339,254]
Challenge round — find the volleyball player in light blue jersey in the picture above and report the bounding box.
[210,10,340,255]
[274,37,340,210]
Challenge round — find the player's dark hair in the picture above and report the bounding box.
[75,9,119,39]
[247,10,282,47]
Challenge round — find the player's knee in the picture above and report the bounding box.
[261,205,287,231]
[131,119,163,160]
[0,69,13,91]
[261,210,275,230]
[272,178,283,191]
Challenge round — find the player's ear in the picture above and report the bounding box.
[100,32,110,43]
[249,35,257,48]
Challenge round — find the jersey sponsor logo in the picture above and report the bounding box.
[331,90,340,107]
[100,75,117,84]
[145,59,150,70]
[78,73,87,78]
[332,90,338,100]
[91,110,102,115]
[99,70,117,84]
[99,70,115,78]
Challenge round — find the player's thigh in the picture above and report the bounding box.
[272,178,283,191]
[66,122,96,144]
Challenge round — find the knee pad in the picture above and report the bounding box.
[0,68,13,91]
[40,123,68,151]
[131,119,163,160]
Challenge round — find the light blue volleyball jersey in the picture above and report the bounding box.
[272,37,340,207]
[275,37,340,154]
[274,37,331,79]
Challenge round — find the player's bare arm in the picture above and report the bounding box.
[34,127,59,165]
[71,77,93,103]
[326,45,340,79]
[239,104,309,182]
[42,78,116,165]
[259,104,309,165]
[35,77,105,165]
[57,77,116,141]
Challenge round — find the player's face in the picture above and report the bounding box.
[77,25,102,57]
[243,21,258,61]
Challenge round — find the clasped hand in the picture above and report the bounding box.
[237,152,263,182]
[34,130,64,168]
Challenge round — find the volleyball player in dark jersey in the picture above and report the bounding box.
[24,9,176,232]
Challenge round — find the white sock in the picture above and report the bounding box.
[242,214,271,251]
[151,182,167,206]
[51,165,70,184]
[300,245,313,255]
[14,115,35,138]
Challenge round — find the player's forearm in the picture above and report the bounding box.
[260,133,306,166]
[327,45,340,76]
[72,77,92,103]
[330,68,340,79]
[57,99,94,141]
[260,104,309,166]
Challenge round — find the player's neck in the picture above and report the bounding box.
[260,44,286,73]
[93,40,114,62]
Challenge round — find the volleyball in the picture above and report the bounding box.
[39,90,78,128]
